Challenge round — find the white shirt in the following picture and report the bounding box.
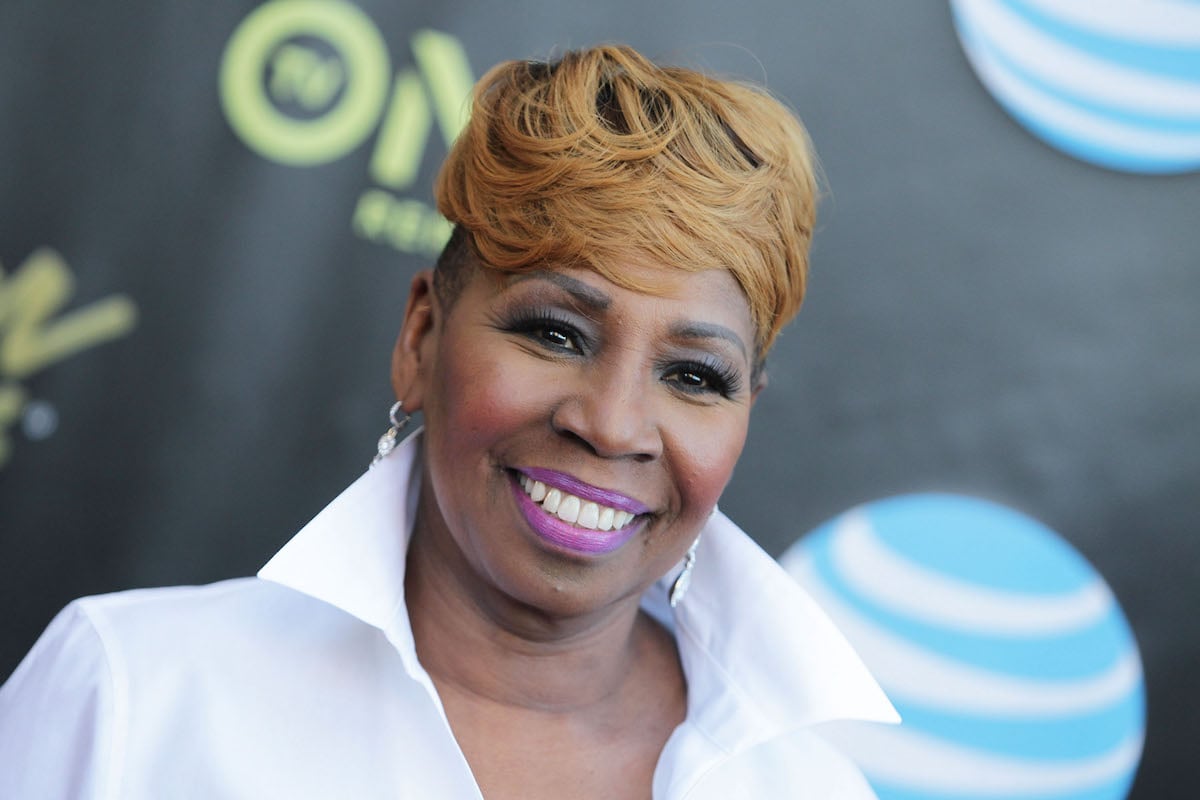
[0,433,897,798]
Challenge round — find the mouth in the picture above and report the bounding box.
[509,468,649,555]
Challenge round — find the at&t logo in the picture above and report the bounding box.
[220,0,475,256]
[951,0,1200,174]
[783,494,1145,799]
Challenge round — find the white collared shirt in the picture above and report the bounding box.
[0,433,897,798]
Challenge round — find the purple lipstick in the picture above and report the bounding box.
[510,468,649,555]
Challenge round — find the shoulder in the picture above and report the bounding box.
[18,579,312,679]
[39,578,383,701]
[0,580,283,711]
[0,583,293,798]
[70,577,346,653]
[1,578,306,726]
[0,579,382,798]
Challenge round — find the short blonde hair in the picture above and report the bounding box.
[435,44,818,357]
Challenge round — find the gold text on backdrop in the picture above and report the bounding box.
[220,0,475,257]
[0,249,137,468]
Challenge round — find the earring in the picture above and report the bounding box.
[669,535,701,608]
[370,401,411,468]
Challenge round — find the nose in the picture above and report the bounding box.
[551,363,663,461]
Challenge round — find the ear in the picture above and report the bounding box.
[750,368,769,406]
[391,269,440,413]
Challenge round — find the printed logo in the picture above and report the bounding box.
[0,249,137,468]
[782,494,1145,799]
[220,0,476,255]
[951,0,1200,174]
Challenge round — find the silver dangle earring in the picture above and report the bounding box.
[669,535,701,608]
[370,401,411,468]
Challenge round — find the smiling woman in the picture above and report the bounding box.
[403,262,755,618]
[0,45,897,799]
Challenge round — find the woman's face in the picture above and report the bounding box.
[394,259,760,618]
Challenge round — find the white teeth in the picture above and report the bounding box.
[518,475,639,531]
[578,502,600,529]
[597,506,615,531]
[556,495,581,524]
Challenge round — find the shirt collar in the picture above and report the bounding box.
[258,432,425,675]
[259,431,897,747]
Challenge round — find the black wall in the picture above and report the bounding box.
[1,2,1196,795]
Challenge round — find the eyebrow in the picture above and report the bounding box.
[510,270,749,361]
[669,321,749,362]
[509,271,611,311]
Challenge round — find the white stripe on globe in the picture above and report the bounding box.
[1017,0,1200,45]
[820,722,1143,795]
[830,512,1113,635]
[962,25,1200,160]
[790,559,1142,717]
[957,0,1200,115]
[952,0,1200,172]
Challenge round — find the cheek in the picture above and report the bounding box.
[670,414,750,519]
[421,336,534,545]
[426,333,548,454]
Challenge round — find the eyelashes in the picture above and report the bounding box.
[663,356,743,398]
[502,306,588,353]
[498,305,744,399]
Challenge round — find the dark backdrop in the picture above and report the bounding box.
[1,2,1196,796]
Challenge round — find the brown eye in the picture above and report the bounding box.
[541,326,575,350]
[662,359,740,398]
[505,309,588,354]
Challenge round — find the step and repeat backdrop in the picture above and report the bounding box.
[1,1,1197,797]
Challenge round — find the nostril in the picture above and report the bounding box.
[556,426,599,455]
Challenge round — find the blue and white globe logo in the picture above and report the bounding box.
[950,0,1200,174]
[781,494,1145,799]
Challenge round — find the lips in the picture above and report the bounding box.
[510,468,649,555]
[518,474,639,531]
[520,467,652,515]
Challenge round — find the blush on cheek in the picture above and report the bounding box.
[676,425,749,510]
[431,330,555,455]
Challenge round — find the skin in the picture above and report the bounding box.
[392,259,762,799]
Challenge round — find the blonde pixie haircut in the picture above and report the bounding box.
[435,44,818,358]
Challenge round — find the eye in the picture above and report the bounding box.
[675,369,711,389]
[539,323,578,351]
[502,307,588,354]
[663,359,741,398]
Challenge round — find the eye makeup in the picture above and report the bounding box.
[500,305,591,354]
[492,274,748,398]
[660,353,744,398]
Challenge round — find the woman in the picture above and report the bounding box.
[0,45,896,797]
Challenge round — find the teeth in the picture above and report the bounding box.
[578,502,600,529]
[518,475,638,531]
[556,495,581,524]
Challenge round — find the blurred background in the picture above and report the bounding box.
[1,1,1196,796]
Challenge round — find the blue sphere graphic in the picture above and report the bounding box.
[781,494,1145,799]
[951,0,1200,174]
